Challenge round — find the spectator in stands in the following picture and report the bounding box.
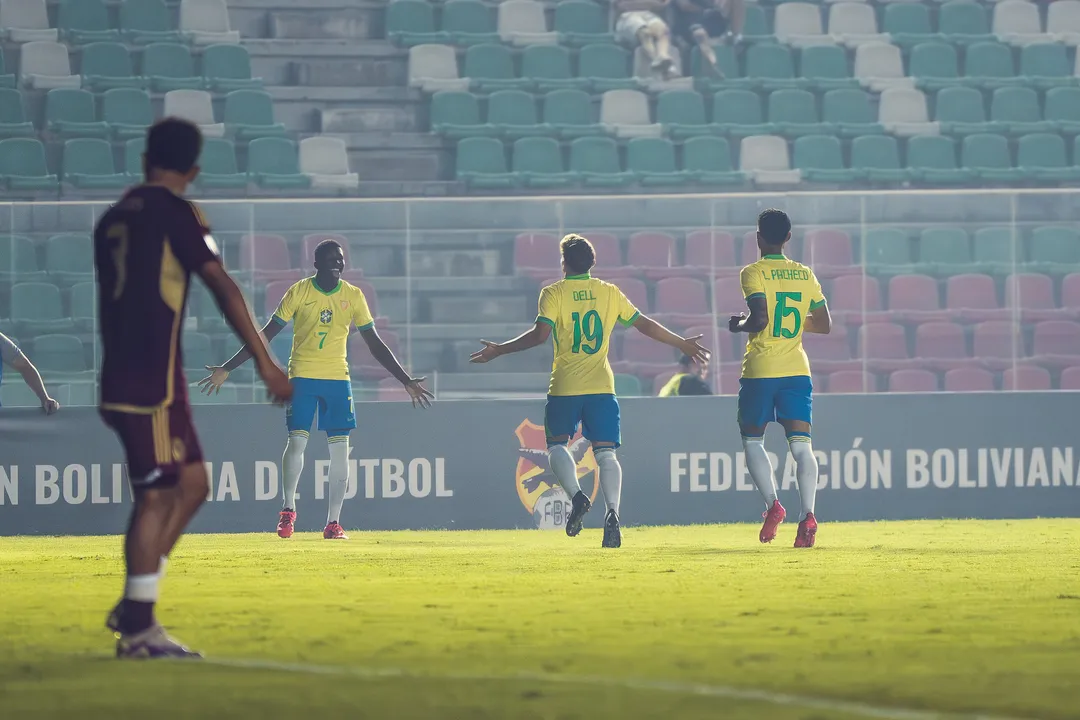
[614,0,678,78]
[671,0,745,77]
[657,354,712,396]
[0,331,60,413]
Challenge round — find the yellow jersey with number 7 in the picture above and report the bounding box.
[739,255,826,379]
[537,274,640,396]
[272,277,374,380]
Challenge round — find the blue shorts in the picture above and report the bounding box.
[737,376,813,431]
[545,393,621,447]
[286,378,356,438]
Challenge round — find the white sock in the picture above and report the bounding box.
[124,573,159,602]
[327,435,350,525]
[548,444,581,497]
[595,447,622,516]
[282,432,308,510]
[789,436,819,521]
[742,435,777,508]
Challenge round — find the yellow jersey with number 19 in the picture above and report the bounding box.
[272,277,374,380]
[537,274,640,396]
[739,255,826,379]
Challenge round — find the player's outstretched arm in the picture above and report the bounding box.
[198,262,292,404]
[804,302,832,335]
[631,315,711,365]
[8,352,59,414]
[728,296,769,334]
[197,317,285,395]
[359,327,433,408]
[469,322,551,364]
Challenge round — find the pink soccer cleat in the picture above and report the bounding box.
[323,521,348,540]
[277,510,296,539]
[794,512,817,548]
[759,500,786,544]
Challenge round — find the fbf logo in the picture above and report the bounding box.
[320,309,333,324]
[513,419,599,530]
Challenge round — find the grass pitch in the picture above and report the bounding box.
[2,520,1078,720]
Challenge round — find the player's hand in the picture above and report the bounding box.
[469,340,502,364]
[728,313,746,333]
[405,377,434,409]
[257,359,292,405]
[197,365,230,395]
[41,397,60,415]
[679,334,711,367]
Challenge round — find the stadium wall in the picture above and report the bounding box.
[0,393,1077,536]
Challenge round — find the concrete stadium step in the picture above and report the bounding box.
[247,41,406,89]
[229,0,385,41]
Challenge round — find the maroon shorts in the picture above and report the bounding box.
[100,403,204,488]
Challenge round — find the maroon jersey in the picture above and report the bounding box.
[93,185,220,411]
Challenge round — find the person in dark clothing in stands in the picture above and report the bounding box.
[670,0,745,77]
[658,353,712,396]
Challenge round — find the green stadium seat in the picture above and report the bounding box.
[66,379,95,407]
[973,227,1019,275]
[522,45,585,92]
[223,90,288,140]
[0,89,34,138]
[990,87,1055,134]
[626,137,688,186]
[1028,226,1080,273]
[743,2,770,42]
[464,43,523,92]
[63,138,129,189]
[1019,43,1073,91]
[81,42,146,91]
[938,1,993,45]
[246,137,313,189]
[0,51,15,88]
[196,137,247,189]
[1017,133,1080,182]
[554,1,613,46]
[46,89,109,139]
[910,42,963,91]
[203,44,263,92]
[793,134,857,182]
[906,135,974,184]
[768,89,831,137]
[569,136,634,187]
[0,138,59,192]
[455,137,515,188]
[121,0,182,44]
[962,133,1023,182]
[182,331,215,372]
[917,228,973,275]
[69,280,95,329]
[430,90,492,138]
[58,0,120,44]
[33,335,89,376]
[864,228,915,275]
[511,136,576,188]
[614,373,642,397]
[578,44,637,92]
[386,0,447,46]
[46,235,94,287]
[746,43,804,91]
[11,283,74,335]
[1045,87,1080,134]
[712,89,774,137]
[487,89,552,138]
[690,44,743,90]
[799,45,857,91]
[142,43,203,92]
[882,4,938,48]
[823,88,884,136]
[103,88,153,140]
[656,90,711,139]
[123,137,143,177]
[963,42,1021,90]
[851,134,909,183]
[0,382,49,408]
[442,0,498,45]
[543,89,604,138]
[682,135,744,185]
[935,86,1002,135]
[0,235,44,281]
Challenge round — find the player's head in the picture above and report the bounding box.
[678,353,708,379]
[313,239,345,280]
[756,208,792,254]
[560,234,595,276]
[143,118,202,189]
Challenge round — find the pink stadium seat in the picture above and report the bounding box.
[1059,273,1080,316]
[741,231,761,265]
[889,369,938,392]
[829,274,884,324]
[585,232,634,278]
[1059,366,1080,389]
[1032,320,1080,367]
[946,273,1005,322]
[914,321,969,370]
[943,367,995,392]
[626,232,677,272]
[801,228,854,278]
[514,233,561,280]
[802,324,859,373]
[614,332,673,378]
[1005,273,1064,322]
[887,274,947,322]
[238,234,301,282]
[681,230,738,279]
[826,370,876,393]
[857,322,912,372]
[353,279,381,320]
[713,277,747,315]
[972,321,1022,370]
[302,233,352,270]
[714,370,740,395]
[654,277,709,326]
[613,277,649,313]
[1003,365,1052,391]
[350,330,400,379]
[378,377,412,401]
[262,279,293,318]
[684,324,735,362]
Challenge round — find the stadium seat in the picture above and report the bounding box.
[1002,365,1052,391]
[802,228,855,277]
[616,332,676,378]
[20,41,81,90]
[830,274,884,324]
[879,87,937,136]
[0,88,34,138]
[1049,0,1080,45]
[1028,226,1080,273]
[497,0,556,47]
[142,42,202,92]
[828,2,886,48]
[46,89,109,138]
[464,44,521,93]
[657,90,710,139]
[81,43,145,92]
[11,282,74,334]
[914,321,969,369]
[793,135,855,183]
[683,230,737,276]
[769,89,830,137]
[993,0,1049,46]
[682,136,744,185]
[962,133,1022,182]
[888,273,947,322]
[613,373,643,397]
[443,0,498,45]
[1,0,58,42]
[121,0,181,44]
[543,89,603,138]
[740,135,801,185]
[163,90,224,137]
[553,1,612,46]
[690,43,741,89]
[973,227,1020,274]
[851,134,908,182]
[911,43,963,92]
[430,91,489,138]
[907,135,974,184]
[971,320,1021,368]
[745,43,802,91]
[713,277,747,315]
[223,90,287,140]
[103,88,152,141]
[0,234,43,282]
[583,233,626,276]
[32,335,88,375]
[62,138,128,189]
[203,44,262,92]
[1032,320,1080,367]
[627,137,688,186]
[883,4,936,48]
[963,42,1020,90]
[939,1,992,46]
[1061,273,1080,312]
[456,137,515,188]
[180,0,240,44]
[802,324,856,374]
[511,136,576,188]
[1045,87,1080,134]
[1017,133,1080,182]
[627,232,678,275]
[237,234,298,282]
[246,137,312,189]
[58,0,118,44]
[0,52,13,88]
[569,136,633,187]
[917,227,972,276]
[775,2,830,48]
[742,2,770,43]
[522,45,581,93]
[386,0,442,46]
[0,138,59,191]
[827,370,876,393]
[654,277,709,326]
[1006,273,1066,322]
[514,233,560,279]
[800,45,857,91]
[854,41,910,93]
[946,273,1004,322]
[196,137,246,189]
[1060,365,1080,389]
[601,90,662,138]
[864,227,914,275]
[299,136,358,190]
[182,331,215,373]
[408,44,468,93]
[1019,43,1072,90]
[823,89,883,137]
[889,369,938,392]
[713,89,773,137]
[578,44,636,92]
[44,234,93,287]
[944,367,995,392]
[990,86,1055,134]
[262,279,293,318]
[488,89,550,138]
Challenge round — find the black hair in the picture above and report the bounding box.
[561,233,596,275]
[757,208,792,247]
[678,353,694,367]
[145,118,202,175]
[314,239,343,261]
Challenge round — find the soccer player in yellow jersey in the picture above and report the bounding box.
[470,234,709,548]
[199,240,433,539]
[729,209,832,548]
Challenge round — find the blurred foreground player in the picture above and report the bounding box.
[470,234,709,548]
[94,118,292,658]
[729,209,831,548]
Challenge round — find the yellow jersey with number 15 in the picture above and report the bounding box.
[739,254,826,379]
[272,277,374,380]
[537,274,640,396]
